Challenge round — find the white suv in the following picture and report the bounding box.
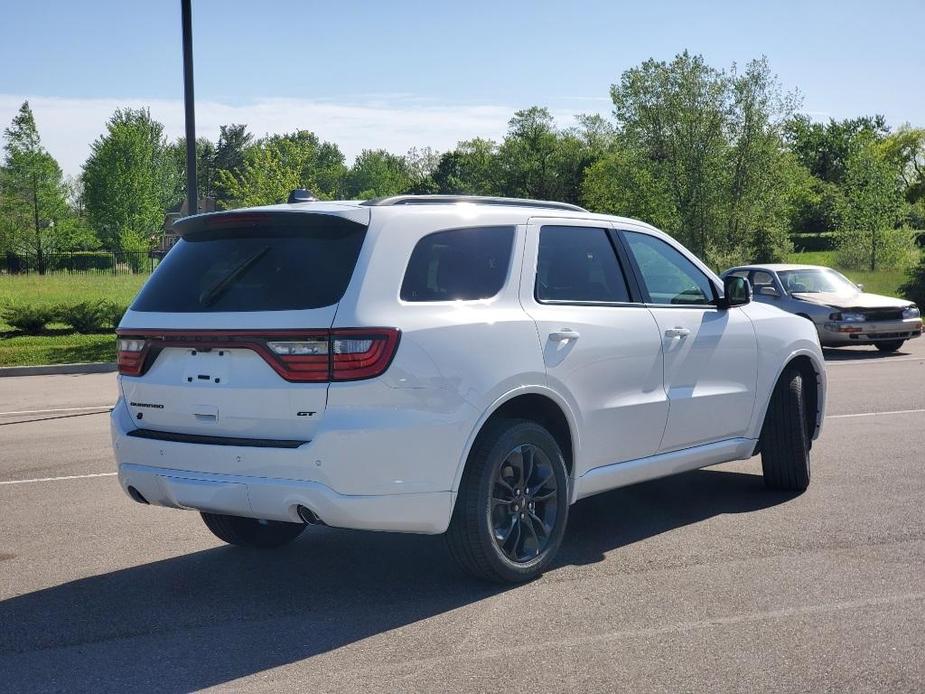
[112,195,826,583]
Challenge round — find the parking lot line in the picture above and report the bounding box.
[0,405,113,417]
[827,408,925,419]
[825,357,923,366]
[0,472,118,486]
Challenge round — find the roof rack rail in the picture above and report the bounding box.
[360,195,587,213]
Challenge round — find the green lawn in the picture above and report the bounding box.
[784,250,909,297]
[0,273,148,367]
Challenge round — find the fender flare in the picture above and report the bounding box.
[749,346,827,441]
[448,385,581,497]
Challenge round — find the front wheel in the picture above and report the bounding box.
[446,419,569,583]
[760,367,811,492]
[875,340,904,353]
[201,512,305,548]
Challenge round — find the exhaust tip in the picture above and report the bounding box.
[127,486,149,504]
[297,505,324,526]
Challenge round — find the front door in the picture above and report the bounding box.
[521,220,668,476]
[620,230,759,452]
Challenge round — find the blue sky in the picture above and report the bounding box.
[2,0,923,175]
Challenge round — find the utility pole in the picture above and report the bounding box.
[181,0,197,216]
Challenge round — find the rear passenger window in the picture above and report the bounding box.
[400,226,515,301]
[535,226,630,303]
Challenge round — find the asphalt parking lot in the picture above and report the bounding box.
[1,341,924,692]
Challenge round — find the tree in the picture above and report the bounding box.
[215,130,347,207]
[404,147,440,194]
[213,123,254,207]
[611,52,729,258]
[607,52,800,265]
[342,149,411,198]
[82,108,179,253]
[0,101,70,268]
[835,140,914,271]
[881,125,925,226]
[432,138,502,195]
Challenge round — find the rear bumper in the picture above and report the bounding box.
[117,463,453,534]
[819,318,922,346]
[110,397,461,534]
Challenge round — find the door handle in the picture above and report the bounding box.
[664,327,690,339]
[549,329,580,342]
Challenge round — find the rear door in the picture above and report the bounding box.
[521,219,667,476]
[619,230,758,452]
[117,208,369,442]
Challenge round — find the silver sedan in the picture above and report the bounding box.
[722,264,922,352]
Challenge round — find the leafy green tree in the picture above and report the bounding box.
[432,138,502,195]
[785,114,889,185]
[343,149,411,198]
[881,125,925,226]
[213,124,254,207]
[82,108,179,252]
[404,147,440,194]
[835,140,914,271]
[0,101,70,267]
[215,130,346,207]
[169,136,217,201]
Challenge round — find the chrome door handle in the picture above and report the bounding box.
[549,329,580,342]
[664,327,690,339]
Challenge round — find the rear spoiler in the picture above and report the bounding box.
[173,208,369,238]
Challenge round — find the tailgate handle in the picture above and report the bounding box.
[192,405,219,422]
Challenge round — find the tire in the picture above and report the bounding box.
[446,419,569,583]
[201,512,305,548]
[760,367,811,492]
[875,340,904,353]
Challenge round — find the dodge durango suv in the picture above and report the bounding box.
[112,194,826,583]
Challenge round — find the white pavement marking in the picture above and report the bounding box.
[828,408,925,420]
[0,405,112,417]
[825,357,923,366]
[0,472,118,486]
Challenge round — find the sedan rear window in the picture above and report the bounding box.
[131,213,367,312]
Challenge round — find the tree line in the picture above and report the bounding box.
[2,51,924,273]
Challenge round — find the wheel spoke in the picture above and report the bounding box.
[522,446,534,490]
[522,513,541,556]
[532,487,557,503]
[528,510,550,539]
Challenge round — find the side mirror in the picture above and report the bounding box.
[856,283,864,292]
[759,285,780,297]
[719,275,751,308]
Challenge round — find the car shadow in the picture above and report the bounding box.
[822,346,911,361]
[0,468,795,691]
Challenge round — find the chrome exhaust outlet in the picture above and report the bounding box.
[297,505,323,525]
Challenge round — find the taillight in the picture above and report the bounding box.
[330,329,400,381]
[117,337,146,376]
[115,329,400,382]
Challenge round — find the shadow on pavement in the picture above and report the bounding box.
[822,346,911,361]
[0,468,796,691]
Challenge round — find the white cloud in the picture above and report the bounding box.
[0,94,600,177]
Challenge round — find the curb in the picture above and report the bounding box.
[0,362,118,378]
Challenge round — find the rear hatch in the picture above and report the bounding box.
[117,207,373,443]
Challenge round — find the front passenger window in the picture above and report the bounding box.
[623,232,715,306]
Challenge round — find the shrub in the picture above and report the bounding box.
[1,304,55,334]
[899,256,925,308]
[58,300,125,333]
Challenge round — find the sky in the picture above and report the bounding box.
[1,0,923,177]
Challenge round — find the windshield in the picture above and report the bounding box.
[778,269,859,296]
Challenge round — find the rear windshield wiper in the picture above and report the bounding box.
[199,246,270,307]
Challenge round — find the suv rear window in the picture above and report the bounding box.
[131,213,367,312]
[400,226,515,301]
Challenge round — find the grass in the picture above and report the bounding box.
[0,273,148,367]
[784,250,910,297]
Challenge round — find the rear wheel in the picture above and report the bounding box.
[875,340,904,353]
[760,367,811,492]
[446,419,569,583]
[201,512,305,548]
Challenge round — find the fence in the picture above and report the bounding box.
[4,251,163,275]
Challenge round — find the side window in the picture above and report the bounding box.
[623,231,715,306]
[535,225,631,303]
[401,226,514,301]
[751,271,774,288]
